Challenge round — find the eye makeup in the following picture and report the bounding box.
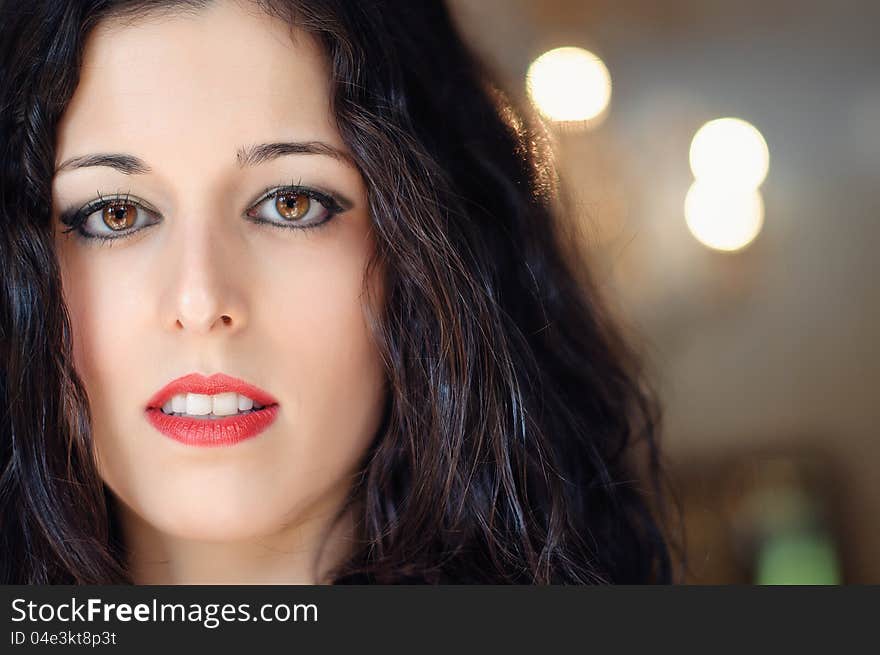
[57,181,354,246]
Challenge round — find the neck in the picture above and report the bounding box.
[119,497,359,585]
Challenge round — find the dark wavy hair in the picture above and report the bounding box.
[0,0,678,584]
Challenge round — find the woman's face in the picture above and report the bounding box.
[51,1,386,543]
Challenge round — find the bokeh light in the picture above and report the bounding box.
[684,180,765,252]
[689,117,770,188]
[526,47,611,124]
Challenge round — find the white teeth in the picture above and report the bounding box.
[186,393,213,416]
[159,392,262,416]
[171,394,187,413]
[212,392,238,416]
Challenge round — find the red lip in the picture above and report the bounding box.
[144,373,280,447]
[145,404,280,447]
[146,372,279,410]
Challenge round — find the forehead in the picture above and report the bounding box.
[55,0,339,175]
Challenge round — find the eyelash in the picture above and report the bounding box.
[58,182,348,245]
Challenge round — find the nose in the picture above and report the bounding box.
[164,214,248,335]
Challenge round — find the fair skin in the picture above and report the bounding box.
[51,0,387,583]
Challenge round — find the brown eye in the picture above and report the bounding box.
[246,186,341,229]
[102,201,138,231]
[275,192,310,221]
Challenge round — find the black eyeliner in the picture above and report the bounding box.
[253,184,349,214]
[58,191,152,243]
[59,190,106,228]
[246,184,347,232]
[59,182,350,243]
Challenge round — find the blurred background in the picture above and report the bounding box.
[448,0,879,583]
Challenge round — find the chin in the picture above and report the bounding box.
[113,482,294,543]
[155,505,279,542]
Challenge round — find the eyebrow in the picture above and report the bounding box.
[55,152,151,175]
[54,141,356,175]
[237,142,355,168]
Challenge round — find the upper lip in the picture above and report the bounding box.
[146,372,280,410]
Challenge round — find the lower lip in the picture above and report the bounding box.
[145,405,280,447]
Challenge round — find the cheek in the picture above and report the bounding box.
[57,245,139,403]
[56,247,150,489]
[261,234,388,480]
[245,233,387,536]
